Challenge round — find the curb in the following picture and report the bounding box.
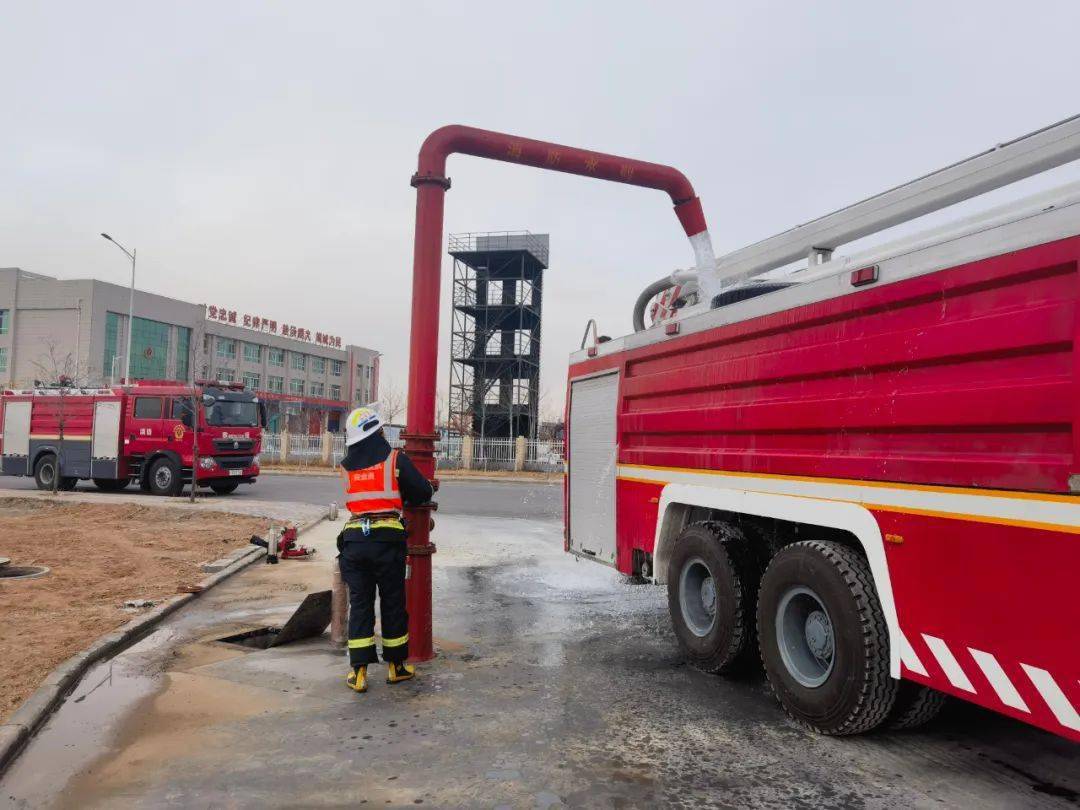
[0,513,327,776]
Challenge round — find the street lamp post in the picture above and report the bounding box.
[100,233,136,384]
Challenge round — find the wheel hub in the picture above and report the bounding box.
[804,610,833,664]
[155,467,172,488]
[679,557,718,638]
[775,586,835,688]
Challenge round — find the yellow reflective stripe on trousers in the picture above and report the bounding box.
[344,518,404,532]
[382,633,409,648]
[348,636,375,648]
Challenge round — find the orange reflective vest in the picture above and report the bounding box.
[341,450,404,517]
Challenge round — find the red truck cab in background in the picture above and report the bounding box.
[0,379,263,496]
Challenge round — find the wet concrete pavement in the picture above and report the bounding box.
[3,515,1078,808]
[0,475,563,522]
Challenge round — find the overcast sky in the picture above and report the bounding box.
[3,1,1079,418]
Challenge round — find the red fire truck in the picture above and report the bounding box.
[565,118,1080,740]
[0,380,263,496]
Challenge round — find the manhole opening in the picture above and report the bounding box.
[0,565,50,580]
[218,627,280,650]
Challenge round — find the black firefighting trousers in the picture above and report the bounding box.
[339,531,409,667]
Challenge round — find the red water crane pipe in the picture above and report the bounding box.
[403,125,712,662]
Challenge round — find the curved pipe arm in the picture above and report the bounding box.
[413,125,709,239]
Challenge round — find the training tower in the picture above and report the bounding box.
[448,231,549,440]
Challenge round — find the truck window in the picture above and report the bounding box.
[170,397,194,425]
[133,397,163,419]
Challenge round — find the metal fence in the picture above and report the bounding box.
[257,433,564,473]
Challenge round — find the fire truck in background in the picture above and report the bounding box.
[0,380,263,495]
[565,116,1080,741]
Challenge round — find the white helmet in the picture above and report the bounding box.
[345,404,384,446]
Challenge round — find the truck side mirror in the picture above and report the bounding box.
[258,402,267,428]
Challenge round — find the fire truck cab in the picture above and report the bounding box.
[0,379,262,496]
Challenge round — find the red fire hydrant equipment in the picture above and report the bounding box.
[403,125,712,662]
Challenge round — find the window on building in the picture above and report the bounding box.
[331,359,343,377]
[242,372,261,390]
[289,378,305,396]
[354,388,363,403]
[104,312,176,382]
[267,375,284,394]
[243,342,261,363]
[0,309,8,335]
[311,356,326,375]
[217,368,235,382]
[216,338,236,360]
[484,383,502,405]
[134,397,163,419]
[291,352,306,371]
[127,316,171,380]
[310,382,325,397]
[329,384,341,400]
[268,347,285,367]
[0,347,7,373]
[175,327,191,382]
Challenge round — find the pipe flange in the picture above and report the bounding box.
[406,543,437,557]
[401,431,441,442]
[410,172,451,190]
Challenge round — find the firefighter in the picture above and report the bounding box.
[339,405,433,693]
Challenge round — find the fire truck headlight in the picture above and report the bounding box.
[199,457,218,470]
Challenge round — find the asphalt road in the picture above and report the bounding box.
[0,472,563,522]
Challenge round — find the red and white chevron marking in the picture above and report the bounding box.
[900,631,1080,736]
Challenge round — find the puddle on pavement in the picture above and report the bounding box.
[1,629,168,803]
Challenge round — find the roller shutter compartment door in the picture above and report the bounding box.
[2,400,31,476]
[91,400,122,478]
[568,372,619,565]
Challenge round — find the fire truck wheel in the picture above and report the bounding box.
[208,481,240,495]
[886,682,947,730]
[757,540,897,735]
[33,453,59,491]
[666,523,756,675]
[147,457,182,497]
[93,478,129,492]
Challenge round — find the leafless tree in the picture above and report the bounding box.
[31,339,80,494]
[379,376,405,426]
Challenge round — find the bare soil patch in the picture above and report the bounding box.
[0,498,267,723]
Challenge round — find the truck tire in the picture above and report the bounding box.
[667,523,756,674]
[33,453,59,491]
[208,480,240,495]
[757,540,897,735]
[147,457,182,497]
[93,478,129,492]
[886,682,947,730]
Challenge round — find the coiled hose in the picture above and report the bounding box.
[632,276,676,333]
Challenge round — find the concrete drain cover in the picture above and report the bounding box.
[0,564,50,580]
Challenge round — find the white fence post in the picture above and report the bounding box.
[462,435,474,470]
[514,436,526,472]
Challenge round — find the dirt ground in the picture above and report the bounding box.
[0,498,268,723]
